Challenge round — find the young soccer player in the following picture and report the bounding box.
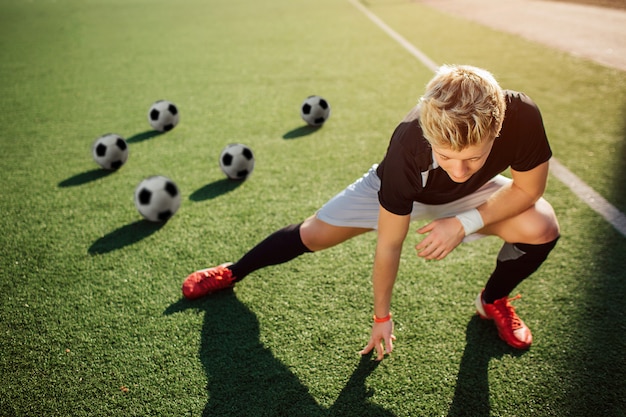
[182,65,560,360]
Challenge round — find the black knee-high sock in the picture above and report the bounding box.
[482,236,559,303]
[227,223,312,281]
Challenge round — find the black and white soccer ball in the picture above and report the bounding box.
[148,100,179,132]
[92,133,129,170]
[300,95,330,126]
[219,143,255,180]
[134,175,181,222]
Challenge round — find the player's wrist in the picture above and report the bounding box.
[455,208,484,236]
[373,312,392,323]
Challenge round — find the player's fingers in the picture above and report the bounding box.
[375,341,385,361]
[425,246,445,260]
[415,235,435,252]
[385,337,394,355]
[422,239,450,259]
[387,332,397,352]
[417,245,430,257]
[416,222,434,234]
[417,244,437,259]
[359,339,375,356]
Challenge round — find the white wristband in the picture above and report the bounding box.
[455,208,484,236]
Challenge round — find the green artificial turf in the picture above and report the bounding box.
[1,0,625,416]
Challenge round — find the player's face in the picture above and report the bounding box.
[432,139,494,183]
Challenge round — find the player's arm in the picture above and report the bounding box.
[372,206,410,319]
[477,160,549,228]
[360,205,410,360]
[416,161,550,260]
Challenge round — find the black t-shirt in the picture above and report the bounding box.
[376,90,552,215]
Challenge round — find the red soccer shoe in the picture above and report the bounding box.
[182,263,235,300]
[475,291,533,349]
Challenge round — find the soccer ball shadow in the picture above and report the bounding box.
[282,124,322,140]
[164,292,395,416]
[126,130,164,144]
[88,219,164,255]
[188,178,244,202]
[58,168,115,187]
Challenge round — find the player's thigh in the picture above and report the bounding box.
[300,215,372,252]
[482,197,560,244]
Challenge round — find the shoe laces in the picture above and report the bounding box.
[198,266,233,290]
[491,294,523,330]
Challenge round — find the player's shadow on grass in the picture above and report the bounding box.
[283,124,322,139]
[164,292,396,417]
[88,220,164,254]
[447,315,525,417]
[126,130,163,144]
[58,168,114,187]
[189,178,244,202]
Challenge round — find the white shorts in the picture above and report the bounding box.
[317,164,510,234]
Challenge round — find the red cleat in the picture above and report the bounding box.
[475,291,533,349]
[182,263,235,300]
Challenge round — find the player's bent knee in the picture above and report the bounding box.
[486,199,559,244]
[535,199,560,241]
[518,199,560,243]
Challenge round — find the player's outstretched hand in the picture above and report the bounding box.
[415,217,465,260]
[359,320,396,361]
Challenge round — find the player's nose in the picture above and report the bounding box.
[450,161,469,178]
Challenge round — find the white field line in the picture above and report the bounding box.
[348,0,439,72]
[549,159,626,236]
[347,0,626,237]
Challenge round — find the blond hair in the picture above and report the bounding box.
[418,65,506,151]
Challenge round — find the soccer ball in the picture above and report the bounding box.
[134,176,181,222]
[148,100,179,132]
[219,143,255,180]
[92,133,128,170]
[300,95,330,126]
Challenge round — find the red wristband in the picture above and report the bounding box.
[373,313,392,323]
